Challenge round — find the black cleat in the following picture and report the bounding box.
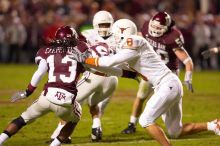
[45,138,72,144]
[91,127,102,142]
[121,122,136,134]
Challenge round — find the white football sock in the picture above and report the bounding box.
[51,122,65,139]
[50,138,61,146]
[0,133,9,145]
[130,116,138,125]
[92,118,101,128]
[207,121,216,131]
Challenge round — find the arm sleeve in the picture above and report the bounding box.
[85,64,123,76]
[98,49,139,67]
[30,59,48,87]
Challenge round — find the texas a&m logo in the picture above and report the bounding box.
[55,91,66,100]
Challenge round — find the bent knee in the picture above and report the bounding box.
[167,128,182,138]
[138,114,155,128]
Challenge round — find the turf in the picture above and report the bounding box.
[0,64,220,146]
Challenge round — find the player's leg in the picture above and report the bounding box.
[46,120,71,144]
[139,76,182,146]
[180,118,220,136]
[0,95,50,145]
[47,74,100,143]
[122,79,153,134]
[162,88,220,138]
[89,76,118,141]
[50,101,82,146]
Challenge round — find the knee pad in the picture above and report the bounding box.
[11,116,26,130]
[138,113,155,128]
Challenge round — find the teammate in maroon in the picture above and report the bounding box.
[0,26,90,146]
[122,11,194,134]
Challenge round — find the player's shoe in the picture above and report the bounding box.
[45,138,72,144]
[121,122,136,134]
[91,127,102,142]
[211,119,220,135]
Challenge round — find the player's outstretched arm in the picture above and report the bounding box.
[11,60,48,102]
[175,48,194,93]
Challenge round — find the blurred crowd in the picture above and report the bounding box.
[0,0,220,70]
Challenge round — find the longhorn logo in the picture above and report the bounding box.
[119,27,130,33]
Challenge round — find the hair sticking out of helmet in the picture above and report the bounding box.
[93,10,114,37]
[112,19,137,42]
[52,25,78,47]
[148,11,173,37]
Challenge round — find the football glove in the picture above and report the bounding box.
[11,90,27,102]
[184,71,194,93]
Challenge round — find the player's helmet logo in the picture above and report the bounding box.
[55,26,77,40]
[112,19,137,43]
[119,27,130,34]
[148,11,172,37]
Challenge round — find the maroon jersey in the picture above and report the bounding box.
[141,21,185,71]
[35,41,89,94]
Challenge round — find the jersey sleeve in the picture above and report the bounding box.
[35,48,47,65]
[120,35,145,50]
[30,59,48,87]
[171,28,185,51]
[98,48,139,67]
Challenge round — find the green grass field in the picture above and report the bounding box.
[0,64,220,146]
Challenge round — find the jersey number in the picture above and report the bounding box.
[47,55,77,83]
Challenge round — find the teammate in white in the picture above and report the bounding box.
[122,11,194,134]
[85,19,220,146]
[48,10,118,142]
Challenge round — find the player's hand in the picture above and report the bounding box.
[11,91,27,102]
[184,71,194,93]
[184,81,194,93]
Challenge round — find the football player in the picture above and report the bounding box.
[0,26,89,146]
[201,47,220,59]
[121,11,194,134]
[85,19,220,146]
[48,10,118,142]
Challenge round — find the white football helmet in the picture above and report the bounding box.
[148,11,172,37]
[112,19,137,41]
[93,10,114,37]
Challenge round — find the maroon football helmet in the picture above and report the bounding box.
[54,26,78,46]
[148,12,172,37]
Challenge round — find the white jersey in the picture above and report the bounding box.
[82,29,118,53]
[98,35,172,87]
[76,29,118,107]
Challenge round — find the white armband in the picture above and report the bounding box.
[183,56,192,65]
